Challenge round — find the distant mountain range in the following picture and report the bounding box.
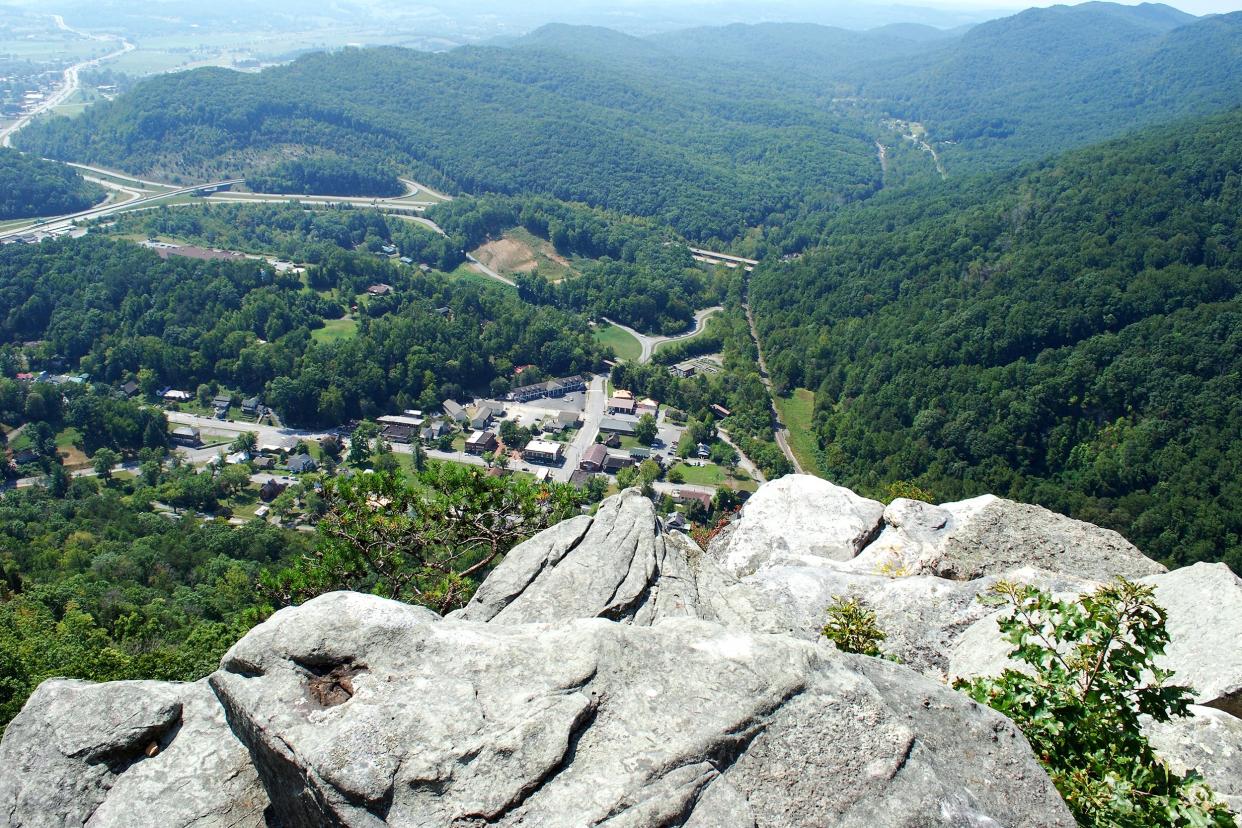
[14,2,1242,238]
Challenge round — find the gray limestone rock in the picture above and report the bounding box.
[1144,705,1242,816]
[706,475,885,577]
[210,592,1074,827]
[0,678,267,828]
[1141,563,1242,717]
[902,495,1165,582]
[455,489,698,625]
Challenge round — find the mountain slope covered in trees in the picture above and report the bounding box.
[0,149,103,220]
[13,45,880,241]
[751,107,1242,573]
[865,6,1242,170]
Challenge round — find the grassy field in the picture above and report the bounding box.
[449,263,516,292]
[669,460,760,492]
[311,316,358,345]
[670,462,727,486]
[594,323,642,362]
[774,388,822,475]
[55,427,89,468]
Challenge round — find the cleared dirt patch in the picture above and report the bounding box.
[475,237,538,274]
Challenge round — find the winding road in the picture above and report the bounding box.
[601,306,722,364]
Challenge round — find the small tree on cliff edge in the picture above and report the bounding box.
[956,579,1236,828]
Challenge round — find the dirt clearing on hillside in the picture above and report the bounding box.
[475,238,538,273]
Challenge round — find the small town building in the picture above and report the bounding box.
[443,400,468,424]
[603,452,633,472]
[523,439,564,465]
[606,396,636,415]
[675,489,714,511]
[421,420,451,443]
[636,398,659,416]
[600,417,637,436]
[580,443,608,472]
[696,442,712,459]
[568,470,596,490]
[366,283,394,296]
[465,430,498,455]
[251,456,275,470]
[259,480,287,502]
[612,389,634,400]
[287,454,318,474]
[665,512,688,532]
[170,427,201,447]
[162,389,192,403]
[381,423,419,444]
[241,397,262,415]
[710,404,732,418]
[121,381,140,398]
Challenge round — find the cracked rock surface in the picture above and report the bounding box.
[211,595,1073,827]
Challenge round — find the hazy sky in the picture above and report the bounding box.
[942,0,1242,11]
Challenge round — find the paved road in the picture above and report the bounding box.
[602,306,722,364]
[0,18,133,148]
[464,253,516,287]
[717,428,765,484]
[744,296,803,475]
[555,375,606,482]
[0,177,245,240]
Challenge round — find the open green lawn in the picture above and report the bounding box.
[311,316,358,345]
[669,460,760,492]
[594,323,642,362]
[774,388,822,475]
[670,462,727,486]
[449,263,516,292]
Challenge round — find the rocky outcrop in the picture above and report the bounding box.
[211,593,1073,827]
[707,475,885,577]
[0,678,267,828]
[1144,706,1242,814]
[1144,563,1242,718]
[453,489,698,625]
[717,481,1165,584]
[2,476,1235,826]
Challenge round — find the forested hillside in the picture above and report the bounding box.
[16,4,1242,242]
[751,108,1242,572]
[864,6,1242,169]
[0,148,103,220]
[13,44,880,241]
[0,235,605,426]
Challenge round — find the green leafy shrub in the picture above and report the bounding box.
[956,579,1236,827]
[820,595,887,658]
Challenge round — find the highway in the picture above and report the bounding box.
[0,18,134,149]
[0,178,244,241]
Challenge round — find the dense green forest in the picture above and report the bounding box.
[864,7,1242,170]
[0,235,605,426]
[246,156,403,197]
[14,44,881,241]
[0,482,307,726]
[0,148,103,220]
[14,5,1242,243]
[751,108,1242,572]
